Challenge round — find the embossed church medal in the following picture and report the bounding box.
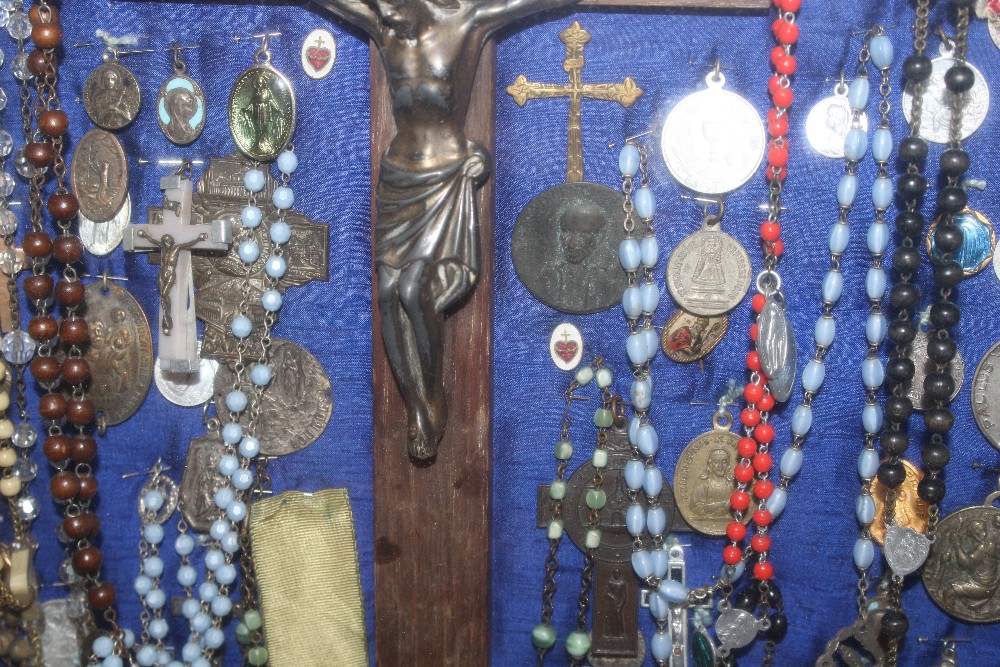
[79,194,131,257]
[82,55,141,131]
[927,208,995,276]
[154,342,219,407]
[673,413,747,536]
[661,71,765,195]
[157,50,207,146]
[870,459,930,545]
[512,182,623,314]
[903,329,965,411]
[666,218,751,317]
[83,281,153,426]
[973,341,1000,451]
[229,57,296,162]
[301,28,336,79]
[69,128,128,223]
[214,338,332,456]
[180,433,229,533]
[922,492,1000,623]
[549,322,583,371]
[806,80,868,158]
[661,310,727,363]
[902,44,989,144]
[715,607,761,652]
[884,524,931,577]
[757,292,796,403]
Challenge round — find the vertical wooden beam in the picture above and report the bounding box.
[370,43,495,666]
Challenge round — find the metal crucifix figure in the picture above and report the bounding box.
[315,0,579,460]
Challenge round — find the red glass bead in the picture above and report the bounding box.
[738,437,757,459]
[768,164,788,182]
[771,86,794,108]
[758,393,776,412]
[749,323,759,342]
[769,45,785,66]
[753,452,773,472]
[752,293,766,313]
[735,464,754,484]
[746,351,762,372]
[774,19,799,45]
[754,561,774,580]
[754,480,775,499]
[768,111,788,137]
[727,521,747,542]
[767,74,782,96]
[88,583,116,611]
[760,222,781,243]
[779,0,801,11]
[754,423,775,444]
[741,408,760,427]
[751,534,771,553]
[775,54,797,76]
[753,509,773,527]
[773,240,785,257]
[744,382,764,404]
[731,491,750,511]
[767,146,788,168]
[723,546,742,565]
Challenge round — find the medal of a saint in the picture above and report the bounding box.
[869,458,930,545]
[902,41,989,144]
[757,291,797,403]
[927,208,996,276]
[157,47,207,146]
[179,433,230,533]
[229,39,296,162]
[69,129,128,223]
[82,52,141,131]
[805,78,868,159]
[660,310,727,363]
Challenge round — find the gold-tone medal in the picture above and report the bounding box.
[229,36,295,162]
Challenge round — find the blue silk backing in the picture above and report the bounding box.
[6,1,1000,665]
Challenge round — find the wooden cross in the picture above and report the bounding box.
[124,171,233,373]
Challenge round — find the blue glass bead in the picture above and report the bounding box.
[872,177,893,211]
[622,286,641,318]
[643,466,663,497]
[837,174,858,206]
[211,595,233,617]
[626,503,645,536]
[829,221,850,254]
[265,255,287,279]
[205,549,225,572]
[628,416,641,446]
[191,659,212,667]
[221,530,240,554]
[631,550,653,579]
[215,487,236,510]
[103,657,125,667]
[651,631,673,661]
[149,618,169,640]
[227,500,248,522]
[720,559,745,583]
[210,519,230,541]
[261,289,283,312]
[631,378,651,410]
[780,447,804,477]
[619,143,640,177]
[203,627,225,650]
[240,436,261,458]
[123,629,135,648]
[277,150,298,175]
[182,642,202,662]
[646,507,667,535]
[231,315,253,339]
[93,635,114,658]
[791,404,812,437]
[856,494,876,525]
[134,574,153,596]
[633,186,655,220]
[848,76,870,110]
[232,468,254,491]
[869,35,893,69]
[802,360,825,393]
[251,363,272,386]
[868,220,889,254]
[241,205,263,229]
[866,267,887,300]
[137,645,158,666]
[216,563,238,585]
[640,235,659,267]
[648,589,670,620]
[862,404,883,434]
[626,333,647,365]
[822,270,843,304]
[168,662,183,667]
[181,598,201,620]
[226,390,248,413]
[143,523,164,545]
[238,240,260,264]
[636,424,658,457]
[619,239,641,271]
[159,650,172,664]
[199,581,219,602]
[222,422,243,445]
[854,538,875,569]
[177,564,197,587]
[143,556,164,578]
[175,533,195,556]
[650,548,669,578]
[143,489,164,512]
[872,128,893,162]
[766,488,788,517]
[814,315,835,348]
[270,220,291,244]
[843,128,867,161]
[866,313,887,346]
[243,169,265,193]
[639,282,659,313]
[192,611,212,633]
[642,329,658,362]
[858,449,879,479]
[659,579,688,603]
[272,186,294,210]
[862,358,884,390]
[145,588,166,610]
[624,460,644,491]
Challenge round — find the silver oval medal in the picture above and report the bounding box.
[666,222,751,317]
[757,293,797,403]
[805,83,868,158]
[302,28,336,79]
[157,74,207,146]
[902,45,990,144]
[549,322,583,371]
[70,128,128,223]
[79,194,131,257]
[660,72,765,195]
[82,58,141,131]
[229,63,296,162]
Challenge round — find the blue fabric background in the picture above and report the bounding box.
[5,0,1000,665]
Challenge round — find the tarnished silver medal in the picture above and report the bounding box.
[902,42,989,144]
[884,524,931,577]
[79,194,131,257]
[757,289,796,403]
[715,606,762,654]
[806,79,867,158]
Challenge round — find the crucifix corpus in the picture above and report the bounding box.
[124,167,233,373]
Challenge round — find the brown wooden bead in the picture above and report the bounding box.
[88,582,116,611]
[70,434,97,463]
[71,546,101,574]
[29,356,60,383]
[30,23,61,49]
[42,433,69,462]
[77,475,98,501]
[38,392,66,420]
[23,274,53,300]
[47,193,79,221]
[53,235,84,263]
[59,318,88,345]
[61,357,90,385]
[8,637,31,661]
[38,109,68,137]
[63,514,95,540]
[22,231,52,258]
[28,4,58,25]
[55,279,85,306]
[28,315,57,341]
[50,472,79,501]
[27,50,49,77]
[66,399,95,426]
[24,141,54,168]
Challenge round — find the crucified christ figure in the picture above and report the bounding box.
[137,230,208,335]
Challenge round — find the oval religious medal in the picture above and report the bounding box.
[661,309,727,363]
[870,458,930,545]
[660,71,765,195]
[902,329,965,411]
[301,28,336,79]
[83,281,153,426]
[512,182,622,314]
[157,73,207,146]
[805,80,868,158]
[79,194,131,257]
[973,340,1000,451]
[82,57,141,131]
[922,492,1000,623]
[229,63,296,162]
[549,322,583,371]
[70,128,128,223]
[666,219,751,317]
[902,44,990,144]
[927,208,996,276]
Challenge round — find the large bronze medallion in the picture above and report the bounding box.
[82,59,141,131]
[83,281,153,426]
[661,309,727,363]
[511,182,622,314]
[70,129,128,223]
[228,64,296,162]
[869,458,930,545]
[673,419,747,536]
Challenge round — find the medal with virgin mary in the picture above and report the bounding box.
[82,51,141,131]
[157,47,207,146]
[229,38,296,162]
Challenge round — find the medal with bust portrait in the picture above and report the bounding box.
[83,54,141,131]
[157,48,207,146]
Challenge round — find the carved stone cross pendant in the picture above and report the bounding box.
[124,170,233,373]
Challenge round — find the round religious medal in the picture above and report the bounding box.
[512,182,622,314]
[549,322,583,371]
[660,72,765,195]
[666,221,751,317]
[673,414,748,536]
[973,341,1000,451]
[301,28,336,79]
[660,309,727,363]
[79,194,131,257]
[869,458,930,545]
[902,329,964,411]
[69,129,128,223]
[927,208,996,276]
[82,57,141,131]
[82,281,153,426]
[805,81,868,158]
[902,44,989,144]
[922,492,1000,623]
[157,74,207,146]
[229,63,296,162]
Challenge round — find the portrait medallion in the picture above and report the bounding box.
[82,59,141,131]
[805,84,868,159]
[673,422,747,536]
[927,208,995,276]
[902,329,965,411]
[902,47,989,144]
[157,74,207,146]
[229,64,296,162]
[511,182,622,314]
[973,341,1000,451]
[666,225,751,317]
[180,433,229,533]
[660,310,727,363]
[870,458,930,545]
[79,194,131,257]
[70,129,128,223]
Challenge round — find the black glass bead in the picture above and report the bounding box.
[903,54,933,83]
[925,408,955,433]
[927,336,957,363]
[881,430,910,456]
[892,247,921,273]
[885,396,913,421]
[767,614,788,643]
[890,283,920,309]
[886,357,915,383]
[935,261,964,289]
[918,476,946,503]
[881,610,909,639]
[765,583,783,609]
[937,186,967,214]
[897,173,927,199]
[889,320,917,345]
[924,372,955,401]
[895,210,925,238]
[877,460,906,488]
[922,442,951,469]
[940,148,970,177]
[930,301,960,328]
[934,225,964,253]
[734,588,758,611]
[945,64,976,93]
[898,136,928,163]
